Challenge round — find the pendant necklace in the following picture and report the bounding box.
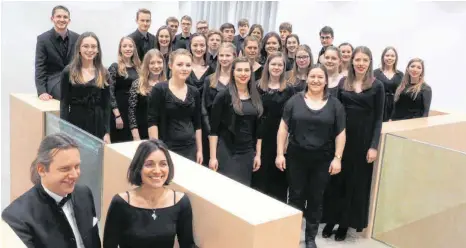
[151,209,157,220]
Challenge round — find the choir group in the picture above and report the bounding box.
[3,5,433,248]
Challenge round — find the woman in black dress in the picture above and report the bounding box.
[287,45,314,92]
[154,26,172,78]
[187,33,215,96]
[60,32,111,143]
[103,139,194,248]
[284,34,300,72]
[242,36,263,81]
[201,43,236,165]
[338,43,353,77]
[147,49,203,164]
[128,49,166,140]
[247,24,264,44]
[391,58,432,120]
[323,46,344,96]
[209,57,263,186]
[259,32,282,65]
[252,52,294,202]
[322,46,384,241]
[108,37,141,143]
[374,46,404,121]
[277,64,346,248]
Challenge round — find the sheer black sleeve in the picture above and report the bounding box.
[370,80,385,149]
[421,85,432,117]
[128,79,140,130]
[108,63,119,110]
[176,195,195,248]
[60,67,71,121]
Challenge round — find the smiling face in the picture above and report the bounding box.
[190,36,206,58]
[265,36,280,55]
[324,49,341,73]
[340,45,352,63]
[286,36,298,54]
[51,9,70,32]
[408,61,423,80]
[234,62,251,85]
[158,29,171,48]
[218,47,235,68]
[80,36,98,61]
[279,30,291,45]
[208,34,221,52]
[307,67,327,94]
[170,54,192,81]
[352,51,371,76]
[251,28,262,41]
[38,148,81,197]
[268,57,285,78]
[137,13,151,32]
[149,55,164,76]
[239,24,249,36]
[244,40,259,60]
[140,150,169,188]
[120,38,135,59]
[295,50,311,69]
[167,21,179,38]
[383,49,397,68]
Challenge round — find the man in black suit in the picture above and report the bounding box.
[35,5,79,100]
[172,15,193,51]
[233,19,249,56]
[2,133,101,248]
[128,8,156,62]
[318,26,334,65]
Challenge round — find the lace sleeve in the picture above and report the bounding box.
[108,63,119,110]
[128,79,139,130]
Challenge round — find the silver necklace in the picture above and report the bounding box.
[151,209,157,220]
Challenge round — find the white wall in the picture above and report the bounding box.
[276,1,466,114]
[0,1,180,210]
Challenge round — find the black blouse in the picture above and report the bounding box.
[391,84,432,121]
[201,76,228,133]
[108,63,139,109]
[373,69,404,95]
[186,65,215,95]
[103,193,194,248]
[282,93,346,151]
[147,82,202,148]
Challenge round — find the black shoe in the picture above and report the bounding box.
[305,240,317,248]
[335,227,348,241]
[305,222,319,247]
[322,223,335,238]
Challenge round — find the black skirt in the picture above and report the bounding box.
[217,137,255,186]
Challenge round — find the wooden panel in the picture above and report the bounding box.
[1,220,27,248]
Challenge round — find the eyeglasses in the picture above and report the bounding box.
[320,36,332,40]
[296,55,310,60]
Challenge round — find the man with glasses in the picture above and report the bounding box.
[172,15,193,50]
[318,26,334,64]
[196,20,209,36]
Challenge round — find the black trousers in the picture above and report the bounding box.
[287,145,332,224]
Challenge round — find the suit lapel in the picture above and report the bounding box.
[71,193,90,240]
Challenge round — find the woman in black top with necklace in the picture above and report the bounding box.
[277,64,346,248]
[147,49,203,164]
[60,32,111,143]
[187,33,214,96]
[201,42,236,165]
[322,46,384,241]
[128,49,166,140]
[108,37,141,143]
[209,57,263,186]
[252,52,294,202]
[391,58,432,120]
[287,45,314,92]
[373,46,404,121]
[103,139,194,248]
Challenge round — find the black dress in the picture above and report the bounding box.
[60,66,110,140]
[391,84,432,121]
[253,66,263,81]
[289,77,306,93]
[374,69,404,121]
[128,79,152,140]
[210,90,262,186]
[103,191,194,248]
[147,82,201,162]
[322,78,384,230]
[201,76,228,166]
[108,63,139,142]
[186,65,215,96]
[252,85,295,202]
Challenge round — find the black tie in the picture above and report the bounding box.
[58,194,72,208]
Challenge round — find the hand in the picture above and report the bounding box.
[115,117,124,129]
[253,155,261,172]
[39,93,53,101]
[366,148,378,163]
[103,133,111,144]
[328,158,341,175]
[209,158,218,171]
[196,151,203,164]
[275,154,286,171]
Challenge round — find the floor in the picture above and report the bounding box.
[299,220,391,248]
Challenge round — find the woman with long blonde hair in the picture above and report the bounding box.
[60,32,111,143]
[128,49,166,140]
[108,36,141,143]
[391,58,432,120]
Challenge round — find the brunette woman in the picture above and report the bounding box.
[108,37,141,143]
[277,64,346,248]
[284,34,300,72]
[287,45,314,92]
[259,32,282,65]
[247,24,264,44]
[322,46,384,241]
[103,139,194,248]
[374,46,404,121]
[209,57,263,186]
[147,49,203,164]
[128,49,166,140]
[60,32,111,143]
[252,52,294,202]
[323,46,344,96]
[338,43,353,77]
[391,58,432,120]
[154,26,173,78]
[242,36,263,81]
[187,33,215,96]
[201,43,236,165]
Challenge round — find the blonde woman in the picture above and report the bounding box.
[128,49,166,140]
[391,58,432,120]
[60,32,111,143]
[108,36,141,143]
[338,43,353,77]
[287,45,314,92]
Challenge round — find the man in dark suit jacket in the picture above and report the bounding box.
[128,8,156,62]
[2,133,101,248]
[35,5,79,101]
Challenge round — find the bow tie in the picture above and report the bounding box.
[58,194,72,208]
